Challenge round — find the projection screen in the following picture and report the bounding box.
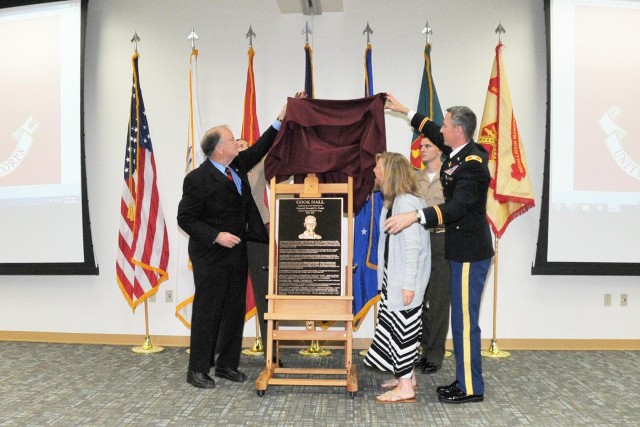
[0,0,98,274]
[533,0,640,275]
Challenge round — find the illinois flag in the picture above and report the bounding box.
[242,45,261,322]
[410,43,444,169]
[478,43,535,238]
[116,53,169,310]
[175,48,205,328]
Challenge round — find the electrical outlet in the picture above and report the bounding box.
[604,293,611,307]
[165,290,173,303]
[148,294,156,303]
[620,294,628,307]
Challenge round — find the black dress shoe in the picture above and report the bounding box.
[420,362,441,374]
[436,380,460,394]
[187,371,216,389]
[438,389,484,403]
[414,357,428,369]
[214,367,247,383]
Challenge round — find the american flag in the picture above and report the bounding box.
[116,53,169,311]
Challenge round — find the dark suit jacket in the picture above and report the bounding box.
[411,113,494,262]
[177,126,278,266]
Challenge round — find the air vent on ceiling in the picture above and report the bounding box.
[301,0,322,15]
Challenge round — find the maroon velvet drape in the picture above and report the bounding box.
[264,94,387,212]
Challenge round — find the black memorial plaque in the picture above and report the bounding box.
[277,198,342,295]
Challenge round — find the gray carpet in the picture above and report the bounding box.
[0,341,638,426]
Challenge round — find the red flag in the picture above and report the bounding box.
[116,53,169,310]
[478,43,535,238]
[304,43,315,99]
[242,46,261,322]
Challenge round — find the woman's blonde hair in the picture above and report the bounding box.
[376,152,420,209]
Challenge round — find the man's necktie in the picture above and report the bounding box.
[225,167,233,181]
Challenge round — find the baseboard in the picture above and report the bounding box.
[1,331,639,350]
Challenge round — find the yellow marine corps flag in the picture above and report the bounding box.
[478,43,535,238]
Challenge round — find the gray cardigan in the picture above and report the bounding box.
[378,194,431,312]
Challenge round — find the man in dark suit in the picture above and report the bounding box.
[177,96,297,389]
[384,93,494,404]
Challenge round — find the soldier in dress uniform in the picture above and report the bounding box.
[384,93,494,404]
[414,136,451,376]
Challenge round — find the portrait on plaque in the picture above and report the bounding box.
[276,198,342,296]
[298,215,322,240]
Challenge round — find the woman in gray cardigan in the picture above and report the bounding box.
[363,152,431,403]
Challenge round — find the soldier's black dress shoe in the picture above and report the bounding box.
[436,380,460,395]
[187,371,216,388]
[420,362,441,374]
[438,389,484,403]
[214,367,247,383]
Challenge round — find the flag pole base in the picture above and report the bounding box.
[132,336,164,354]
[242,338,264,356]
[481,339,510,358]
[299,340,331,357]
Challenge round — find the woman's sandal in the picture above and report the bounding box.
[376,390,417,404]
[381,378,418,389]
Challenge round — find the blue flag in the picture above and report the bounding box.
[352,41,382,331]
[352,190,383,331]
[364,43,373,97]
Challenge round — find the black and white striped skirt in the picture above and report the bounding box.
[363,269,422,378]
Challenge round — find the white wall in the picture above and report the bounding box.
[1,0,638,342]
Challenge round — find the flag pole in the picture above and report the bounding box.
[243,314,264,356]
[132,300,164,354]
[359,28,375,355]
[240,25,264,357]
[299,321,331,357]
[180,27,200,355]
[480,22,511,359]
[359,302,377,357]
[124,31,163,355]
[297,23,329,358]
[481,238,509,358]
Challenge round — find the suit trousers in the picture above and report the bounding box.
[420,232,451,365]
[450,258,491,396]
[188,258,248,373]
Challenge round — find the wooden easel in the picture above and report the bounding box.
[255,174,358,398]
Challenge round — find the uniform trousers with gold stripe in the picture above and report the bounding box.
[449,258,491,396]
